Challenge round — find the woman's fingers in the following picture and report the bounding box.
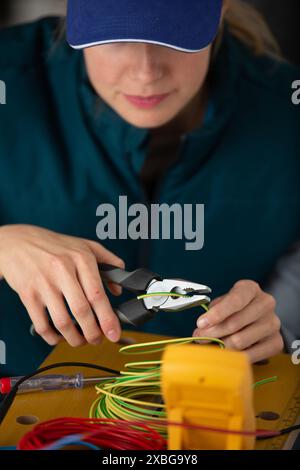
[76,254,122,343]
[20,292,61,346]
[244,333,284,364]
[196,294,274,338]
[193,312,282,361]
[84,240,125,295]
[193,279,282,362]
[221,314,281,351]
[192,327,283,364]
[57,263,104,345]
[0,225,127,348]
[197,280,260,329]
[208,295,226,308]
[106,281,123,296]
[43,285,86,348]
[84,239,125,269]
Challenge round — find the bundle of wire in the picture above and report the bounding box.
[88,298,217,437]
[89,334,225,437]
[18,416,286,451]
[88,334,278,437]
[17,417,167,450]
[88,290,278,437]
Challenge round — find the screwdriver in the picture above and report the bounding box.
[0,373,119,395]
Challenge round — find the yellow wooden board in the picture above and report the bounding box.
[253,354,300,450]
[0,331,299,449]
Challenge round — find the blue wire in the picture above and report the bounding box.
[70,441,101,451]
[41,434,100,451]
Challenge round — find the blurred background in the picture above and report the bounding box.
[0,0,299,64]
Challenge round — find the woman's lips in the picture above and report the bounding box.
[123,93,171,109]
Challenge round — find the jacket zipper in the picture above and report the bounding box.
[137,134,188,269]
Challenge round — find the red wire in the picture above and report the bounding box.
[18,416,280,450]
[18,417,167,451]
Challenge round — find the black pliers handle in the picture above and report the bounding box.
[100,263,163,326]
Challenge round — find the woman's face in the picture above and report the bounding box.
[84,42,211,130]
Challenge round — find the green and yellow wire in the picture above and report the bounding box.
[89,291,278,437]
[89,295,217,433]
[89,296,223,436]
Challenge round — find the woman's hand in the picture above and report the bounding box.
[193,280,284,363]
[0,224,125,347]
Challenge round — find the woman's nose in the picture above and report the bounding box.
[130,43,164,82]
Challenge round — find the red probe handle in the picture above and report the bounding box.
[0,377,12,394]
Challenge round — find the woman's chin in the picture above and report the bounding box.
[116,107,178,129]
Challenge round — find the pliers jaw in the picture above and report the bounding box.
[143,278,211,312]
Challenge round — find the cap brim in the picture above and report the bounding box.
[67,0,222,53]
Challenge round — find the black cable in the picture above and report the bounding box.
[279,424,300,435]
[256,424,300,440]
[0,362,120,426]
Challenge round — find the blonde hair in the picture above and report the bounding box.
[215,0,282,59]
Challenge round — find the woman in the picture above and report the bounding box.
[0,0,299,375]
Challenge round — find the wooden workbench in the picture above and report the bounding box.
[0,331,299,450]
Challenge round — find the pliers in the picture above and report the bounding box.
[30,264,211,336]
[100,264,211,327]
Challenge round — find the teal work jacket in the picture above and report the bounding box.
[0,18,300,375]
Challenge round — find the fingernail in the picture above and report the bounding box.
[197,317,210,329]
[107,329,119,342]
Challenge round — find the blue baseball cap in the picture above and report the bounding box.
[67,0,223,53]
